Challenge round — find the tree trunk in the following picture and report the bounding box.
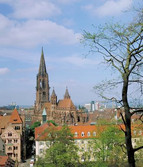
[122,76,135,167]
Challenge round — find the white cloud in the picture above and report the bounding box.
[56,0,80,4]
[0,68,9,75]
[0,14,81,47]
[0,0,61,19]
[49,54,101,67]
[84,0,132,17]
[12,0,61,19]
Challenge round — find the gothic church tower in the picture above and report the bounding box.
[35,48,50,111]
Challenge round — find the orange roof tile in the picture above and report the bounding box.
[0,156,8,165]
[57,99,76,110]
[0,115,11,134]
[35,122,54,140]
[9,108,22,124]
[35,124,143,141]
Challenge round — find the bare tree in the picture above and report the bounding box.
[83,10,143,167]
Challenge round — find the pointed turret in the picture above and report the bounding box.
[51,87,57,105]
[38,47,47,75]
[64,87,70,99]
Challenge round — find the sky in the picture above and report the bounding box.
[0,0,142,106]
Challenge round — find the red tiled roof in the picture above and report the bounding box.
[57,99,76,110]
[9,108,22,124]
[35,122,55,140]
[0,156,8,165]
[0,116,11,134]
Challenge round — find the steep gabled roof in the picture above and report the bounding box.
[9,108,22,124]
[0,116,11,134]
[35,122,54,140]
[57,99,76,110]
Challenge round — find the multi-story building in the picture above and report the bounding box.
[35,122,143,162]
[0,109,24,162]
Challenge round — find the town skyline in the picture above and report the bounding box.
[0,0,142,106]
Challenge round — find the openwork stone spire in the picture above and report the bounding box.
[38,47,47,75]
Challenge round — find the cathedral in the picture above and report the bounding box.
[34,48,88,125]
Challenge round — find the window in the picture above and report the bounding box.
[7,153,12,157]
[74,132,78,137]
[14,146,18,150]
[14,139,18,143]
[8,139,12,143]
[139,130,142,135]
[81,132,84,137]
[8,133,12,137]
[15,126,20,130]
[93,131,96,136]
[8,147,12,150]
[87,132,90,137]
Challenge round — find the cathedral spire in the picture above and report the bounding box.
[38,47,47,75]
[64,87,70,99]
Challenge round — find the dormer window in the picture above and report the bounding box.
[81,132,84,137]
[74,132,78,137]
[87,132,90,137]
[14,119,18,121]
[93,131,96,136]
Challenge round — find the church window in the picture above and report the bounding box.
[40,80,42,88]
[43,92,46,99]
[81,132,84,137]
[42,80,45,89]
[8,132,12,136]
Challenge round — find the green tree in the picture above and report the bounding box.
[93,125,125,165]
[36,126,79,167]
[83,9,143,167]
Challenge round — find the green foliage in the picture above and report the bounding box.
[47,120,58,126]
[36,126,79,167]
[93,125,125,163]
[31,121,41,132]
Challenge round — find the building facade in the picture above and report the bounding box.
[0,109,24,162]
[34,48,88,125]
